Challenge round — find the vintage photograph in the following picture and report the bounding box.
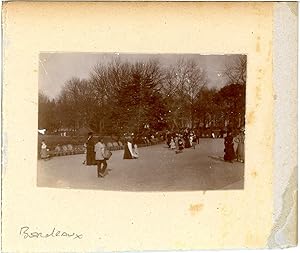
[37,53,246,191]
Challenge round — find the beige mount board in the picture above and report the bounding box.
[1,1,297,252]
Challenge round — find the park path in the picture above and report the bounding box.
[37,139,244,191]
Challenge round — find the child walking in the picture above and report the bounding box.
[175,137,184,154]
[94,137,107,177]
[170,137,176,150]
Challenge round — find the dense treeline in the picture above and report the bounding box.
[39,56,246,138]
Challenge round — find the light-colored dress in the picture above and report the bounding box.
[94,142,105,160]
[189,136,194,147]
[40,143,48,159]
[234,133,245,161]
[170,140,176,149]
[132,144,139,158]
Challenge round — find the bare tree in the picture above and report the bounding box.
[161,58,207,129]
[57,77,93,131]
[224,55,247,85]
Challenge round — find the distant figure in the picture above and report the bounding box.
[224,131,236,162]
[176,137,184,154]
[82,143,87,164]
[123,138,134,159]
[166,131,171,148]
[94,137,107,177]
[235,127,245,163]
[174,135,179,149]
[132,141,139,159]
[196,130,200,144]
[54,144,62,156]
[184,131,191,148]
[170,137,176,150]
[189,134,193,147]
[86,132,96,165]
[192,133,197,149]
[40,140,50,160]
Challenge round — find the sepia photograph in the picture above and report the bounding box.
[38,53,246,191]
[3,1,297,251]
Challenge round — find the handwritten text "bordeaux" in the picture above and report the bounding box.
[19,226,83,239]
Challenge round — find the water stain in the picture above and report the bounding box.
[267,40,272,61]
[189,203,203,216]
[256,36,261,53]
[256,86,261,104]
[245,231,259,247]
[251,170,257,178]
[246,111,255,125]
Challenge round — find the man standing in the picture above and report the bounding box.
[86,132,96,165]
[94,137,107,177]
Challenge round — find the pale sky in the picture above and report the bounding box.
[39,53,245,99]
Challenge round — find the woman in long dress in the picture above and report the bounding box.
[86,132,96,165]
[176,137,184,154]
[123,138,134,159]
[234,128,245,163]
[224,131,236,162]
[40,140,50,160]
[132,140,139,159]
[189,134,194,148]
[170,137,176,150]
[184,131,190,148]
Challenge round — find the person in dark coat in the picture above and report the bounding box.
[123,138,134,159]
[86,132,96,165]
[175,136,184,154]
[166,131,171,148]
[224,130,236,162]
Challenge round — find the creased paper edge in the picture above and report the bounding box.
[268,2,298,248]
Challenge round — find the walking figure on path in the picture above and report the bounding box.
[176,137,184,154]
[132,139,139,159]
[40,140,50,160]
[192,132,197,149]
[234,127,245,163]
[94,137,107,177]
[170,137,176,150]
[123,137,134,159]
[224,130,236,162]
[86,132,96,165]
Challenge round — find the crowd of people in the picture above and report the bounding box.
[84,133,140,178]
[165,129,198,154]
[163,126,245,162]
[223,127,245,163]
[40,127,245,178]
[84,132,112,178]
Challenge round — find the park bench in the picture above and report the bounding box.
[118,141,123,148]
[67,144,74,155]
[74,145,85,154]
[112,142,120,150]
[106,142,114,151]
[61,145,69,155]
[54,145,63,156]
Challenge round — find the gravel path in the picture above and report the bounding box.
[37,139,244,191]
